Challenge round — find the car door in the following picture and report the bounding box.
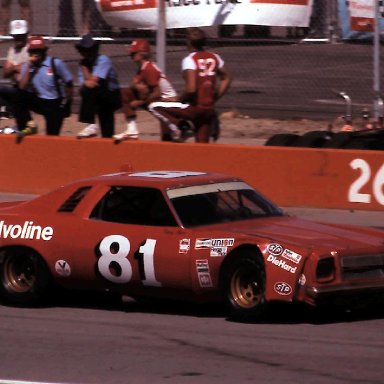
[64,186,193,297]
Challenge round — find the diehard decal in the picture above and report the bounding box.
[55,260,71,277]
[274,282,292,296]
[267,255,297,274]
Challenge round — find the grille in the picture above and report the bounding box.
[341,254,384,280]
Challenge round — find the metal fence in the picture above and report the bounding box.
[1,0,381,122]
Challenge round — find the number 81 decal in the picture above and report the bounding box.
[349,158,384,205]
[97,235,161,287]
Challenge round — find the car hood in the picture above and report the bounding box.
[227,215,384,250]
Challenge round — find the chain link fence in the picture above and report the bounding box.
[1,0,381,121]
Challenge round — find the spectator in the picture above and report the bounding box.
[0,19,29,119]
[1,0,32,35]
[14,36,73,135]
[58,0,111,37]
[149,27,231,143]
[114,39,178,141]
[76,34,121,138]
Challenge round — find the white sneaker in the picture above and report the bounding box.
[113,121,139,141]
[113,130,139,141]
[77,124,98,138]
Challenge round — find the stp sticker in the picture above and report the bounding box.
[274,282,292,296]
[266,243,284,256]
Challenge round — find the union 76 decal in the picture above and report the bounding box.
[97,235,161,287]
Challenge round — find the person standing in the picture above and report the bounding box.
[75,34,121,138]
[149,27,231,143]
[0,0,32,35]
[114,39,178,141]
[0,19,29,119]
[14,36,73,135]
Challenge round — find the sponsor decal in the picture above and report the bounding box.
[196,259,213,288]
[179,238,190,254]
[195,238,211,249]
[298,274,306,286]
[0,220,54,241]
[274,282,292,296]
[266,243,284,256]
[267,255,297,274]
[55,260,71,277]
[195,238,234,257]
[282,248,302,264]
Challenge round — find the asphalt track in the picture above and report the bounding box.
[0,193,383,384]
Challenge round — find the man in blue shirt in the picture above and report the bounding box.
[75,34,121,138]
[15,35,73,135]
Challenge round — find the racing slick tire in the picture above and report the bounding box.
[264,133,300,147]
[294,131,334,148]
[0,248,52,306]
[220,251,266,322]
[322,132,352,149]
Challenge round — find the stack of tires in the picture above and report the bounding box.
[265,129,384,150]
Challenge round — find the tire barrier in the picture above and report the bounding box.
[266,129,384,150]
[1,134,384,211]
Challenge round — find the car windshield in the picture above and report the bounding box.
[167,181,283,227]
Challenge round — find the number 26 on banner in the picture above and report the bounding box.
[349,158,384,204]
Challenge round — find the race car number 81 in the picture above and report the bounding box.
[97,235,161,287]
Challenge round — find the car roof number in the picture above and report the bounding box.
[129,171,206,179]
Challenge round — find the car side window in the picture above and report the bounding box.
[90,186,177,227]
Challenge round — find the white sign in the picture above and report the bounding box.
[96,0,313,29]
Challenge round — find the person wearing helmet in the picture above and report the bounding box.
[114,38,178,141]
[0,19,29,122]
[14,35,73,135]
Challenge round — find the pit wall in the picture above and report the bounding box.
[1,135,384,211]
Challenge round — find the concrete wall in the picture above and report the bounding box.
[1,134,384,211]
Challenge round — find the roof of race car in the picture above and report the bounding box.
[85,170,240,188]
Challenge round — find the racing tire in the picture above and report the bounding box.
[343,137,375,150]
[0,248,52,306]
[264,133,300,147]
[322,132,352,149]
[294,131,334,148]
[220,251,266,322]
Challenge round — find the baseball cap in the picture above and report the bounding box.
[129,39,150,54]
[28,36,47,51]
[9,19,28,35]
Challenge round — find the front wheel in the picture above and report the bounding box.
[221,253,266,321]
[0,248,52,306]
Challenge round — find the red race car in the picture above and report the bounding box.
[0,170,384,320]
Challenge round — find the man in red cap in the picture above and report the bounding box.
[114,38,178,141]
[14,35,73,135]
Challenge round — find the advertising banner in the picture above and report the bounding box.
[96,0,313,29]
[339,0,384,40]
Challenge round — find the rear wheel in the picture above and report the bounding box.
[0,248,52,306]
[221,252,266,321]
